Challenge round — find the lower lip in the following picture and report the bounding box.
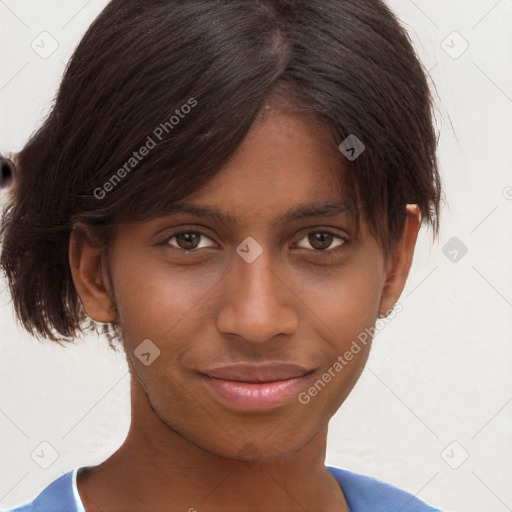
[201,372,315,411]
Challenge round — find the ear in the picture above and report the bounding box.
[378,204,422,317]
[69,227,117,323]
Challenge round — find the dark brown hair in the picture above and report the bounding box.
[0,0,442,347]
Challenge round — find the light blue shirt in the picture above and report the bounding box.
[5,465,442,511]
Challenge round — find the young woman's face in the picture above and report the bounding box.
[89,112,407,461]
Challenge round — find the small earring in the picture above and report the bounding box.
[0,154,16,190]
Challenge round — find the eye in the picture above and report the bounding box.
[157,231,215,251]
[295,231,349,254]
[156,229,350,257]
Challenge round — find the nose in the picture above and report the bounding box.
[216,248,299,343]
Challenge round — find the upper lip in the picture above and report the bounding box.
[200,363,315,383]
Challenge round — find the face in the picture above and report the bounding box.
[72,112,417,463]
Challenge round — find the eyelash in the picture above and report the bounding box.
[156,230,351,260]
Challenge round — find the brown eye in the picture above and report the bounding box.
[159,231,215,251]
[296,231,347,252]
[175,233,201,250]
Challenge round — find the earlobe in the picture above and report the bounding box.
[378,204,422,318]
[69,228,117,324]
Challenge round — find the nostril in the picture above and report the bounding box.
[0,156,16,190]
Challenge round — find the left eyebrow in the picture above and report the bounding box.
[160,200,358,228]
[275,200,358,228]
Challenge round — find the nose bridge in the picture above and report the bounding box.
[237,248,279,304]
[217,243,298,341]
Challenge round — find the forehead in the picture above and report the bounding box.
[181,112,355,226]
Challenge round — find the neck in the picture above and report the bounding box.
[77,376,348,512]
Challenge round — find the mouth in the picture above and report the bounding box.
[200,362,316,382]
[198,363,317,411]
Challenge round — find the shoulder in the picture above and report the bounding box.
[326,465,442,512]
[6,465,441,512]
[4,470,82,512]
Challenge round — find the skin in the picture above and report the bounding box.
[69,110,421,512]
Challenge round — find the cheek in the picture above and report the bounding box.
[111,255,222,343]
[288,264,382,411]
[291,259,383,342]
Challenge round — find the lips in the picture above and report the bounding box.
[200,363,315,383]
[197,363,318,410]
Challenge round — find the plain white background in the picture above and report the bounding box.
[1,1,511,511]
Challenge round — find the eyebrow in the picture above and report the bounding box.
[160,200,358,228]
